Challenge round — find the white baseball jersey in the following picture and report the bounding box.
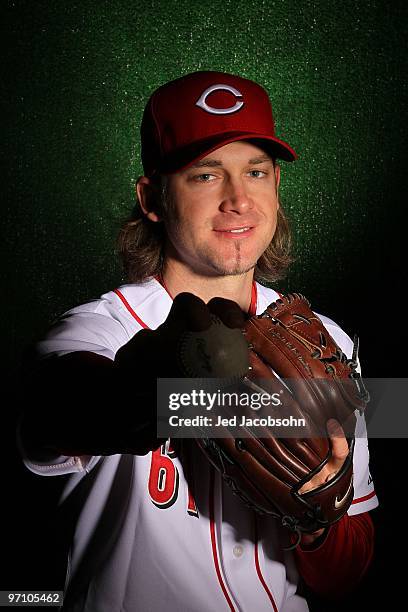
[20,278,378,612]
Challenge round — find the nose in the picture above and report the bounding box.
[219,177,254,214]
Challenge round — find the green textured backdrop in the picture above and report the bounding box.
[3,2,408,605]
[3,0,407,371]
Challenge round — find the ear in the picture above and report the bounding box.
[136,176,162,222]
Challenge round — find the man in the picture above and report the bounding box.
[18,71,378,611]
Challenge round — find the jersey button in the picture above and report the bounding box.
[233,545,244,558]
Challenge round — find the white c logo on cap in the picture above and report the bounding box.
[195,84,244,115]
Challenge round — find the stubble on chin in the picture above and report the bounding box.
[198,240,256,277]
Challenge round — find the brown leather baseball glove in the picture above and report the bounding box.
[195,293,370,544]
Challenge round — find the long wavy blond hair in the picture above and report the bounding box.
[117,168,293,284]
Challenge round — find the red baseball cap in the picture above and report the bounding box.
[140,70,297,177]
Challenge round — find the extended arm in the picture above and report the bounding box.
[18,349,163,458]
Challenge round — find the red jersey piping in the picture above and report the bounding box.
[351,490,377,505]
[209,467,237,612]
[253,515,279,611]
[113,289,149,329]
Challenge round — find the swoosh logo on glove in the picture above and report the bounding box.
[334,477,353,509]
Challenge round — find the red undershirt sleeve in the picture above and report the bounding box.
[294,512,375,598]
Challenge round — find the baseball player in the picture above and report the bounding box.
[18,71,378,611]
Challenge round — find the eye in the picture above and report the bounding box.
[193,173,215,182]
[248,170,267,178]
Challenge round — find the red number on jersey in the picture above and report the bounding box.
[148,442,179,508]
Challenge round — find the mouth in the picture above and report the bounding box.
[213,226,255,238]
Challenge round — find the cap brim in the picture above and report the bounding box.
[158,132,297,175]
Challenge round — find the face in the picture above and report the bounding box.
[145,140,281,278]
